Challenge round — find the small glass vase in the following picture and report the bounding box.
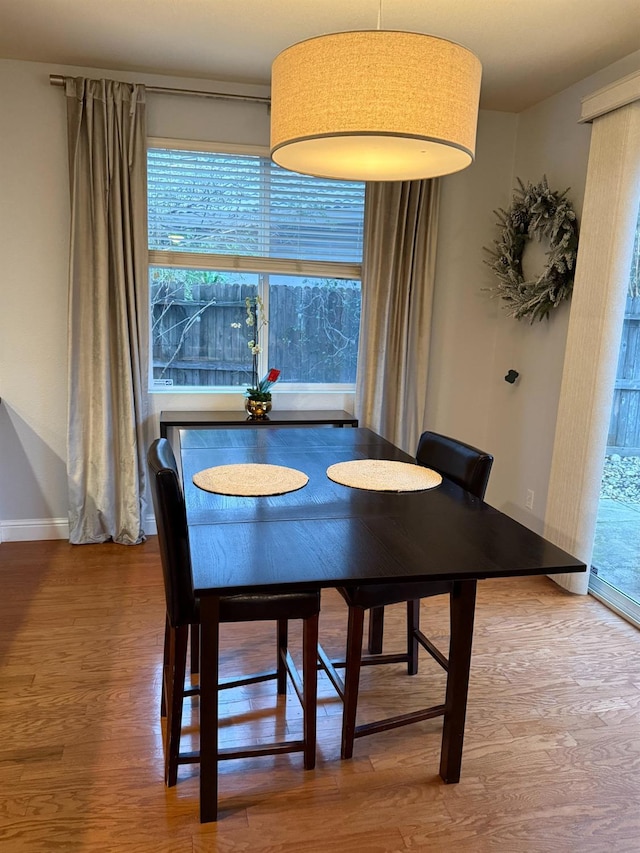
[245,398,272,419]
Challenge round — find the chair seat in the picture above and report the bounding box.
[217,591,321,622]
[338,581,452,610]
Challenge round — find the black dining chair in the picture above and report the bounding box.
[318,430,493,759]
[147,438,320,792]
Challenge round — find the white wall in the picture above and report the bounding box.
[0,60,70,536]
[1,50,639,540]
[426,110,517,453]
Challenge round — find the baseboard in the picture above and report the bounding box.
[0,515,157,543]
[0,518,69,542]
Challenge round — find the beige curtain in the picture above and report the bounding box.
[355,180,440,453]
[545,99,640,593]
[65,77,149,545]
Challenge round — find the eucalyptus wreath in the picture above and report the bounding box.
[484,176,579,323]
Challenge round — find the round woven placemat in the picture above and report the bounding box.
[193,463,309,497]
[326,459,442,492]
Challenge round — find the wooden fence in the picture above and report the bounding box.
[151,280,360,387]
[608,294,640,454]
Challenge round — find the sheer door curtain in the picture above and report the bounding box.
[546,98,640,593]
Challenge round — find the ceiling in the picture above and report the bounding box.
[1,0,639,111]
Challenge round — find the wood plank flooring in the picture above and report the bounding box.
[1,538,639,852]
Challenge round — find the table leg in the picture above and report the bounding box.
[439,579,477,783]
[367,605,385,654]
[199,596,220,823]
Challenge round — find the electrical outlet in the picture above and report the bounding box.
[525,489,535,511]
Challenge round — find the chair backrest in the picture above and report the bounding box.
[147,438,197,628]
[415,431,493,500]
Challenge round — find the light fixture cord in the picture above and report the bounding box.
[377,0,383,30]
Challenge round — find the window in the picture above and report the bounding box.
[147,143,365,391]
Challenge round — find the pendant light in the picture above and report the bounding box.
[270,11,482,182]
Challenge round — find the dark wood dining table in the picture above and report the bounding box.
[179,426,586,823]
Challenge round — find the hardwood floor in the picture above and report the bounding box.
[1,538,639,852]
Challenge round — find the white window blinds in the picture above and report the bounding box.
[148,148,365,264]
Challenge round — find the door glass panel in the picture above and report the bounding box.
[590,207,640,626]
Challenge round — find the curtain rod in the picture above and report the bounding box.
[49,74,270,105]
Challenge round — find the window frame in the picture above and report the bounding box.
[147,138,364,395]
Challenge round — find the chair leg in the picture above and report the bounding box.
[166,624,188,787]
[302,613,319,770]
[407,599,420,675]
[161,614,170,718]
[190,623,200,675]
[367,605,385,654]
[277,619,288,695]
[341,605,366,760]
